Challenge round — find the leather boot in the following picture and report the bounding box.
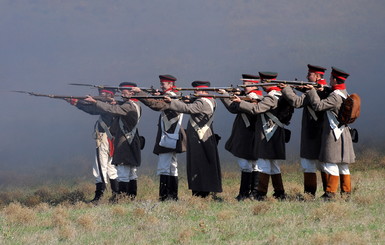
[127,180,137,200]
[340,174,351,199]
[322,175,339,200]
[90,182,106,204]
[250,171,260,200]
[109,179,119,203]
[272,173,286,200]
[236,171,252,201]
[304,172,317,196]
[168,176,179,201]
[159,175,169,201]
[119,181,129,195]
[321,172,329,192]
[255,172,269,201]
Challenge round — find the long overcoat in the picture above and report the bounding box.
[169,97,222,193]
[95,100,142,167]
[220,95,260,160]
[282,87,329,159]
[235,91,286,160]
[306,88,355,164]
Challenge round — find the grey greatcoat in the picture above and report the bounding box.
[220,95,260,160]
[94,100,142,167]
[169,97,222,193]
[235,91,287,160]
[282,87,330,159]
[137,91,187,154]
[306,88,355,164]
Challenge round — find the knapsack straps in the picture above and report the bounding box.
[119,101,141,144]
[326,110,345,141]
[189,98,215,140]
[96,116,113,140]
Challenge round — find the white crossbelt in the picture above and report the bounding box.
[326,90,347,141]
[189,98,215,140]
[119,102,141,144]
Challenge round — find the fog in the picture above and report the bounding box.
[1,0,384,186]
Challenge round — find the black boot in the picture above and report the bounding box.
[119,181,129,196]
[250,171,260,200]
[159,175,169,201]
[192,191,210,198]
[236,172,252,201]
[109,179,119,203]
[168,176,179,201]
[127,180,137,200]
[272,174,286,200]
[90,182,106,204]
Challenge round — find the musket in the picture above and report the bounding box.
[237,82,281,88]
[68,83,157,93]
[121,94,188,100]
[192,94,259,102]
[240,79,317,86]
[11,90,114,102]
[174,86,240,93]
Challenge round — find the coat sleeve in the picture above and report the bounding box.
[76,102,107,115]
[307,88,342,112]
[137,91,171,111]
[282,86,306,108]
[94,100,137,116]
[236,95,276,115]
[169,99,212,115]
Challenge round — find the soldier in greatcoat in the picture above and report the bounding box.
[132,74,187,201]
[281,64,331,197]
[164,81,223,200]
[305,67,355,199]
[230,72,292,200]
[67,88,119,203]
[218,74,263,201]
[85,82,142,200]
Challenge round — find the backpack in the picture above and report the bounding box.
[338,93,361,125]
[276,97,294,125]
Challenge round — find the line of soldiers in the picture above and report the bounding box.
[67,64,356,203]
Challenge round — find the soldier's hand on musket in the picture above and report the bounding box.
[84,95,97,104]
[164,96,172,103]
[231,95,241,103]
[131,87,141,93]
[65,98,79,105]
[303,84,314,90]
[278,83,287,89]
[217,89,226,94]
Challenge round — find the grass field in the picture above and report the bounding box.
[1,149,384,244]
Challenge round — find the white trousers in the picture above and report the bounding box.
[93,132,118,183]
[321,162,350,176]
[256,159,281,174]
[116,165,138,182]
[300,158,322,173]
[237,158,258,172]
[157,152,178,176]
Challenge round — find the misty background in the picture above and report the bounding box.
[1,0,384,187]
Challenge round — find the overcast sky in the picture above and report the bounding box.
[1,0,384,186]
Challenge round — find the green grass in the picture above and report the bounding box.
[1,150,385,244]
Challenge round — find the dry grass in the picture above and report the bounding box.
[0,149,385,244]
